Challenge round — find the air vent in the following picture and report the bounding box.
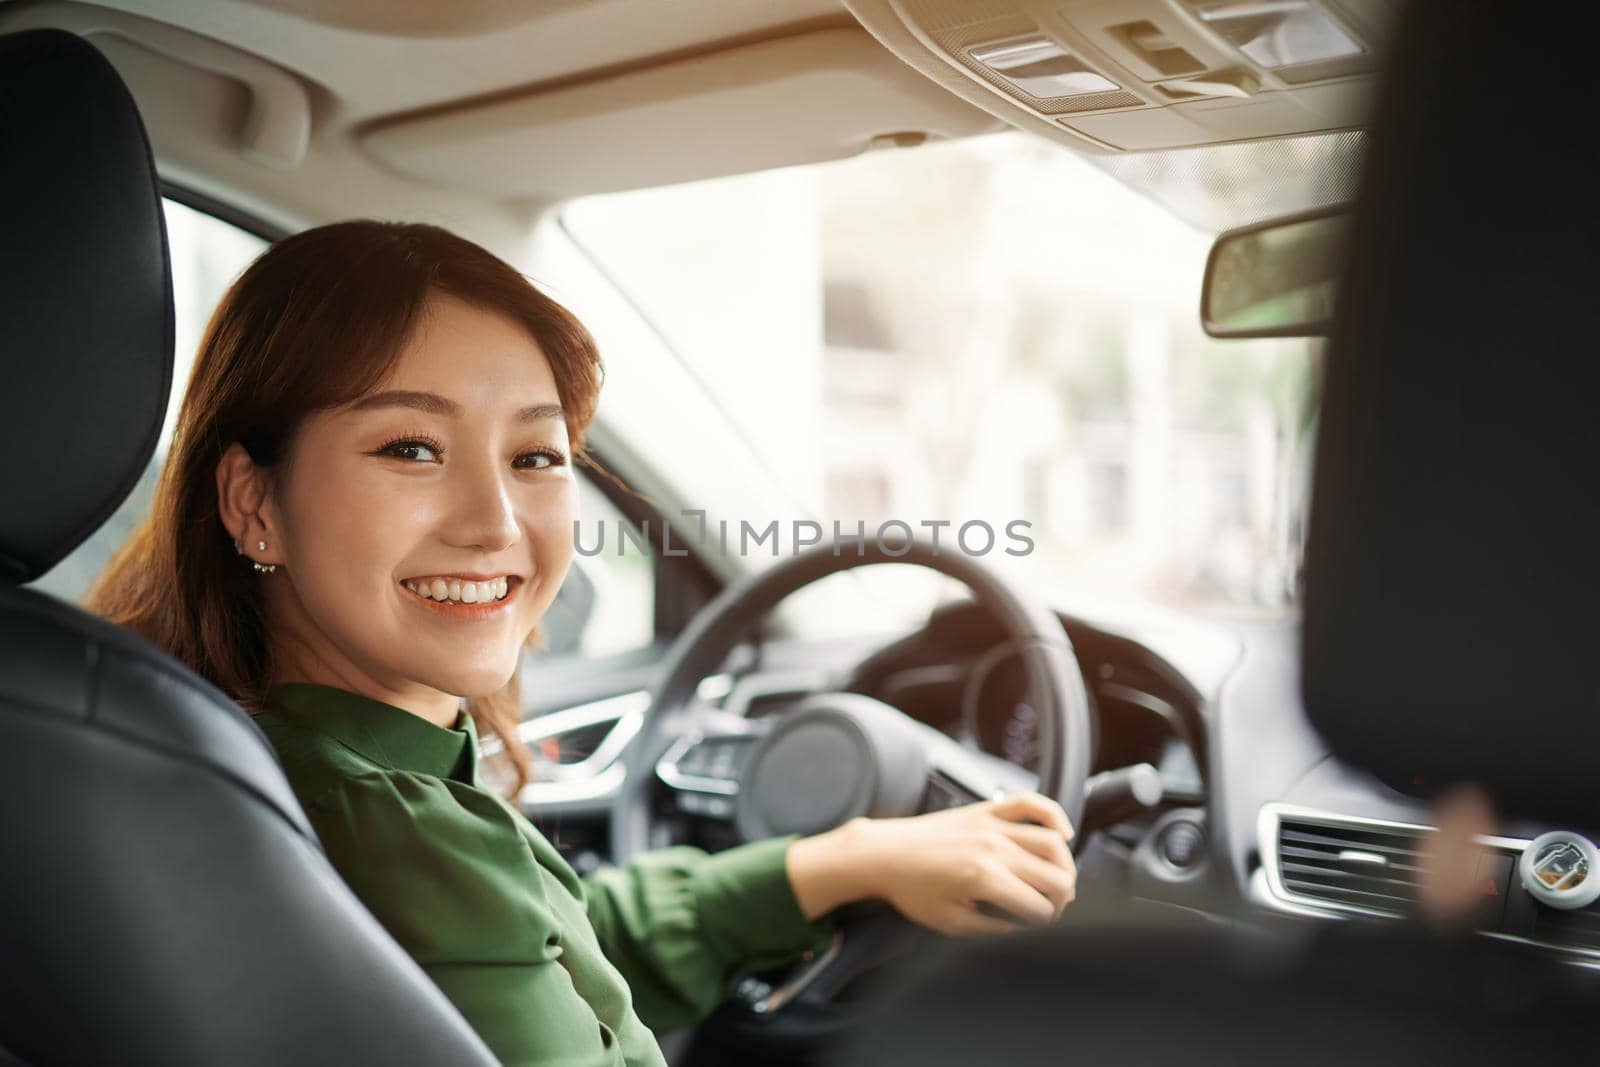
[1274,816,1424,916]
[1263,807,1600,962]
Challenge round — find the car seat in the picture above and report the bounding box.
[0,29,498,1066]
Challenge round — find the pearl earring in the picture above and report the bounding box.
[248,538,276,574]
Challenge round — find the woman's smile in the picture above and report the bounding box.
[398,572,526,619]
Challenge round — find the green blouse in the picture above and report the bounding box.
[254,682,835,1066]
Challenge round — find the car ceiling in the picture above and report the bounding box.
[0,0,1392,240]
[63,0,859,121]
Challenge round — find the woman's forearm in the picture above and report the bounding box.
[785,817,884,920]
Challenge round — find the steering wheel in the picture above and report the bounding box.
[608,538,1092,1035]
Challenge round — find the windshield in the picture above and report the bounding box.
[563,132,1318,620]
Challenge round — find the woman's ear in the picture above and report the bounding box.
[216,442,280,564]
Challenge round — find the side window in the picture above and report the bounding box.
[33,198,268,604]
[538,474,656,660]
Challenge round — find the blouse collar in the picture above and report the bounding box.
[262,681,479,784]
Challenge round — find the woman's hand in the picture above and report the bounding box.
[1417,783,1497,930]
[787,792,1077,936]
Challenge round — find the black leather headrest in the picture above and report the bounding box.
[0,29,173,583]
[1302,2,1600,824]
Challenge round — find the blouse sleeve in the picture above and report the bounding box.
[580,835,838,1034]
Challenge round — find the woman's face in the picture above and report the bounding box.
[258,292,577,720]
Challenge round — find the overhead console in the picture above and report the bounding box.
[845,0,1399,151]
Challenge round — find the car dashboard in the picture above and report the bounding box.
[843,599,1208,806]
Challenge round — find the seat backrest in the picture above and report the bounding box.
[0,29,496,1065]
[1299,0,1600,825]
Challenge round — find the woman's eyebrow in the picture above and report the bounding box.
[347,389,565,422]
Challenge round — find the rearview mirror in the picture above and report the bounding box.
[1201,206,1350,338]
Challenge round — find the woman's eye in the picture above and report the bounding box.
[516,448,567,470]
[378,439,442,463]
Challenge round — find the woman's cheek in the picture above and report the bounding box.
[281,456,390,563]
[525,478,577,584]
[525,476,576,538]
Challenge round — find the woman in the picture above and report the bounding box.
[88,221,1077,1066]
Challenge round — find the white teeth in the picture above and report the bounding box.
[406,577,513,603]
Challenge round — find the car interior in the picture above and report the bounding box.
[2,1,1596,1065]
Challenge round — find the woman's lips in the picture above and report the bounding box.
[399,575,523,620]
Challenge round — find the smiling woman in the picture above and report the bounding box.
[82,218,1078,1066]
[213,290,581,734]
[87,220,603,784]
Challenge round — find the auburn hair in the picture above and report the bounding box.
[86,220,605,795]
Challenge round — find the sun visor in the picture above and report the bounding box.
[359,27,1001,199]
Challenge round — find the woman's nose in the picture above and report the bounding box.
[440,460,521,552]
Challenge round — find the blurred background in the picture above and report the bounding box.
[563,131,1320,620]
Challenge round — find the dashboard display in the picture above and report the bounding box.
[969,645,1042,773]
[995,700,1041,770]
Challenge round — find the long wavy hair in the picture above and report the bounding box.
[86,220,605,795]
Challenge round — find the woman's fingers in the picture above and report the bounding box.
[997,835,1077,915]
[998,820,1073,863]
[974,860,1058,926]
[991,791,1074,841]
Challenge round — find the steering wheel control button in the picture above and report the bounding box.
[677,744,712,776]
[676,792,734,819]
[1158,819,1205,870]
[708,742,741,778]
[657,734,756,799]
[676,738,749,780]
[1518,831,1600,910]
